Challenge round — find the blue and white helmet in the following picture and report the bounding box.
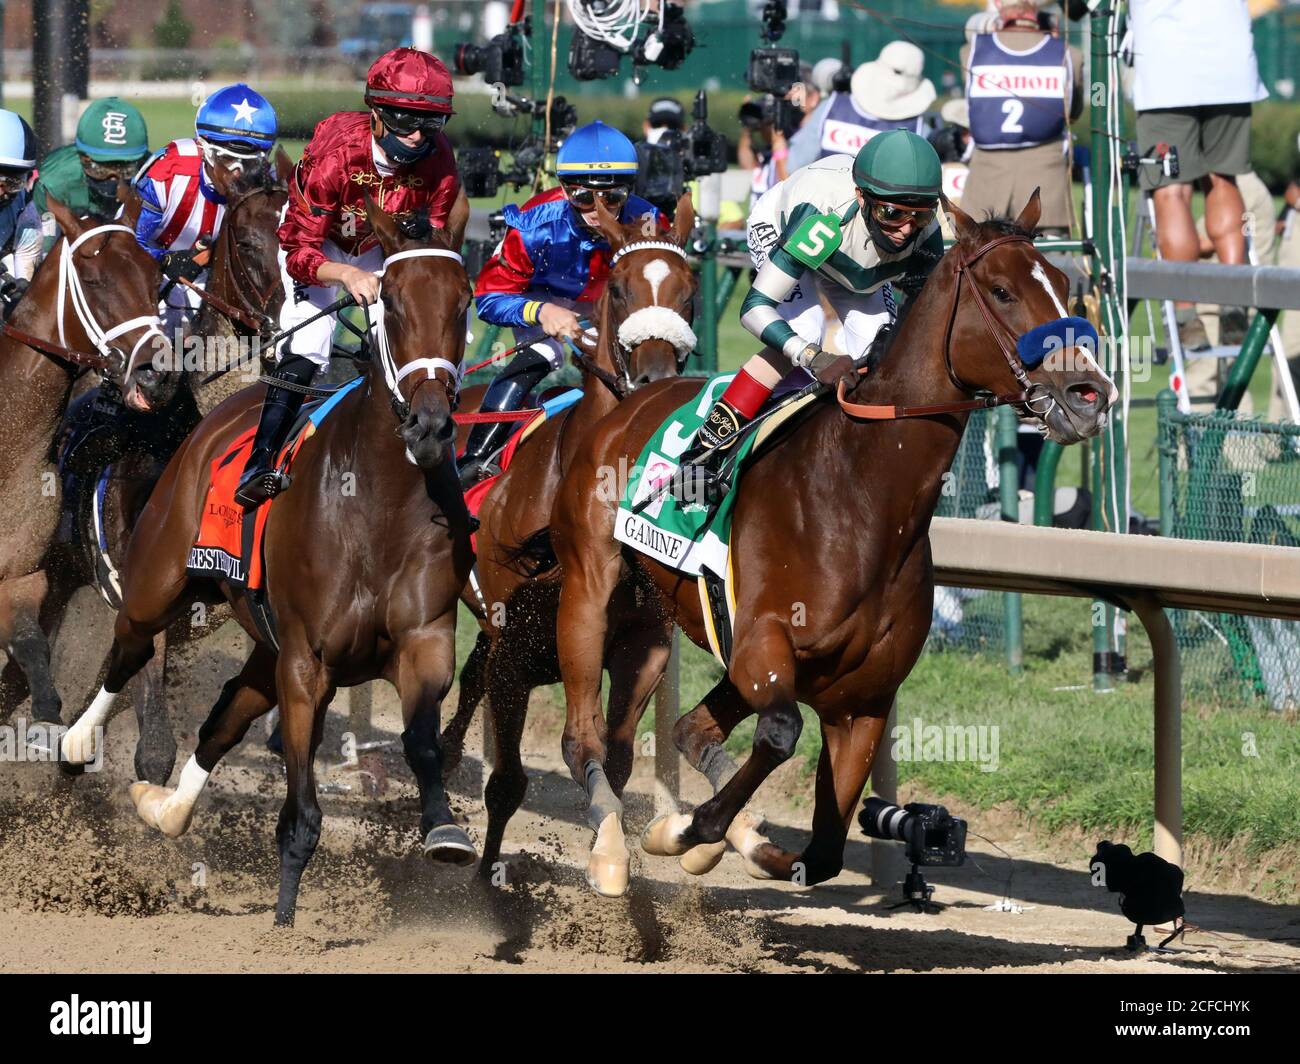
[0,110,37,173]
[195,84,277,167]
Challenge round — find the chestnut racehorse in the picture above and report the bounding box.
[440,196,696,890]
[549,194,1119,893]
[61,201,475,926]
[0,195,176,735]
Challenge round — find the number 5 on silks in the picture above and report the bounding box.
[785,213,843,270]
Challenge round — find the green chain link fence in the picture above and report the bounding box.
[1158,395,1300,710]
[929,407,1007,655]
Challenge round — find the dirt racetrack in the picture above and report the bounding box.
[2,590,1299,974]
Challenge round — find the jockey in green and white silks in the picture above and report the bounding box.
[680,130,945,481]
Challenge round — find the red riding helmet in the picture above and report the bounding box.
[364,48,455,114]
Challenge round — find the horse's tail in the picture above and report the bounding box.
[502,526,559,578]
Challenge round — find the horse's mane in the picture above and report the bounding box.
[975,215,1037,242]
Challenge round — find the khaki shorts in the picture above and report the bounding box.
[1136,103,1252,190]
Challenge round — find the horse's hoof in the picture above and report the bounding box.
[640,812,694,857]
[679,840,726,876]
[59,725,99,767]
[128,782,194,838]
[422,824,477,866]
[726,811,776,880]
[587,813,629,898]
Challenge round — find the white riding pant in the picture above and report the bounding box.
[159,268,208,337]
[275,237,383,369]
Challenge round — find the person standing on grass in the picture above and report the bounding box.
[1129,0,1268,352]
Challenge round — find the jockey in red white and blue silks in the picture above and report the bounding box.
[133,83,277,333]
[458,120,668,487]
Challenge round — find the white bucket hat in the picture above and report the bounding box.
[940,97,969,130]
[850,41,937,122]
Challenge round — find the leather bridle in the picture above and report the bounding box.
[837,231,1057,422]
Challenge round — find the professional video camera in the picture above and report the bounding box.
[458,87,580,198]
[453,23,526,87]
[747,1,800,96]
[859,796,967,912]
[634,91,728,218]
[462,210,508,281]
[739,0,801,140]
[569,2,696,83]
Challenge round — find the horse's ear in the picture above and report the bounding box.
[589,193,626,252]
[363,193,403,255]
[116,183,143,227]
[273,146,295,186]
[445,186,469,250]
[670,193,694,247]
[44,192,85,241]
[940,192,978,245]
[1015,187,1042,235]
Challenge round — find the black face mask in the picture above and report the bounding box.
[86,174,120,214]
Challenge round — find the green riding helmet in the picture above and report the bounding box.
[852,129,942,206]
[75,98,150,163]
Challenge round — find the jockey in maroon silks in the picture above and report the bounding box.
[236,47,463,508]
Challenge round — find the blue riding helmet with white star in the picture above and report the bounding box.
[195,84,277,151]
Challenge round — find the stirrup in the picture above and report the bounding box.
[235,468,292,509]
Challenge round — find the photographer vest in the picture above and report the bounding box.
[816,94,928,161]
[967,32,1071,151]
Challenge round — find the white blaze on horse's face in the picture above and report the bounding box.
[642,258,671,306]
[1029,261,1119,405]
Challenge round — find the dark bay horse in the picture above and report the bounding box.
[0,195,176,735]
[61,201,475,926]
[548,194,1118,892]
[440,195,697,895]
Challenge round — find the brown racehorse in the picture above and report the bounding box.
[0,195,176,736]
[50,174,291,785]
[547,194,1119,893]
[60,200,475,926]
[440,196,696,891]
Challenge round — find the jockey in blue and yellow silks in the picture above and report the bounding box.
[459,120,669,487]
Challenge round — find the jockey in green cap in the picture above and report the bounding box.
[33,97,150,245]
[678,129,946,493]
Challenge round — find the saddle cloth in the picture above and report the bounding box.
[187,376,364,591]
[615,369,819,664]
[462,387,582,552]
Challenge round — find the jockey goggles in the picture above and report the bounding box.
[373,105,449,136]
[199,137,269,164]
[81,156,142,182]
[869,198,936,230]
[0,170,29,196]
[563,183,630,209]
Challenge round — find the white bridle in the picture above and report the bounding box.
[58,223,168,380]
[372,248,465,407]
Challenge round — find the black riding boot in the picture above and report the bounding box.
[457,344,553,489]
[234,354,317,509]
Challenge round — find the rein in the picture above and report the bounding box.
[836,231,1052,422]
[2,224,167,379]
[188,189,284,335]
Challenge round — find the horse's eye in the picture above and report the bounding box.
[992,286,1013,303]
[608,283,624,302]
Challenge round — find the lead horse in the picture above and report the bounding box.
[549,194,1119,892]
[61,200,475,926]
